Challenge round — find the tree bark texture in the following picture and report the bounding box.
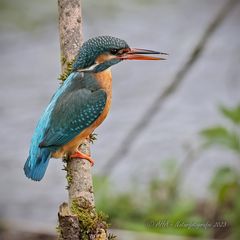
[57,1,108,239]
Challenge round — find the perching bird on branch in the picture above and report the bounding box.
[24,36,167,181]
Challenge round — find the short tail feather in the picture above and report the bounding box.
[24,148,51,181]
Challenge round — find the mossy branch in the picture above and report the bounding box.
[57,0,110,239]
[58,58,75,81]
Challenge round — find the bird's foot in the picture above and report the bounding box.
[88,133,98,143]
[69,151,94,166]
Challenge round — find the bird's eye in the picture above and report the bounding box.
[110,49,118,55]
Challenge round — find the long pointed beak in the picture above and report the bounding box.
[118,48,168,60]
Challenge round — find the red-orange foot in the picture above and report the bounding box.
[69,151,94,166]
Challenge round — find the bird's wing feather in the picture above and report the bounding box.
[39,88,107,148]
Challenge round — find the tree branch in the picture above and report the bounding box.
[57,1,108,239]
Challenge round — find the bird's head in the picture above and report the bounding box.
[72,35,167,73]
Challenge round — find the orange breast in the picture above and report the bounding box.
[91,69,112,128]
[52,69,112,158]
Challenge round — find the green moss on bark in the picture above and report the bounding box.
[59,58,75,81]
[71,197,109,239]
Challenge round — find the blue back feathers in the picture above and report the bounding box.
[39,89,106,149]
[24,73,81,181]
[25,72,107,181]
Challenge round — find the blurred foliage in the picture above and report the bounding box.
[201,103,240,239]
[210,167,239,205]
[220,104,240,125]
[0,0,160,32]
[0,0,56,31]
[93,159,207,238]
[92,104,240,239]
[201,126,240,153]
[200,104,240,155]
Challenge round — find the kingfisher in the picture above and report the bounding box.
[24,35,167,181]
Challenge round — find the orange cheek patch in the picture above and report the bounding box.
[95,53,114,64]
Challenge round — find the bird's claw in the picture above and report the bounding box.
[69,151,94,166]
[89,133,98,143]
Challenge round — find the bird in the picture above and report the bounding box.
[24,35,167,181]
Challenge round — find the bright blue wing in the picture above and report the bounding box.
[25,71,103,181]
[39,88,106,149]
